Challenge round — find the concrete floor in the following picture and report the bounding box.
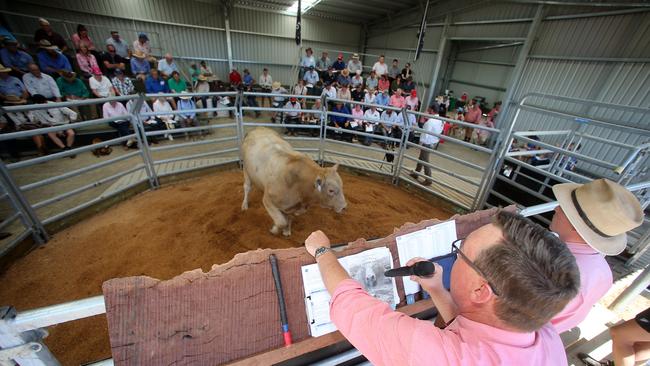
[0,109,647,365]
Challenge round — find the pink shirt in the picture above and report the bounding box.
[390,94,405,108]
[378,78,390,92]
[102,101,129,119]
[465,107,482,123]
[330,279,567,366]
[551,241,612,333]
[76,53,100,75]
[71,33,96,50]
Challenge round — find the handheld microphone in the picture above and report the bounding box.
[384,261,435,278]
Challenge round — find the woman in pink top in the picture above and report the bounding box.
[71,24,96,51]
[350,104,364,134]
[76,43,99,78]
[389,88,405,108]
[377,74,390,93]
[405,89,419,111]
[303,211,580,366]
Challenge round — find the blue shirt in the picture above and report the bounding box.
[37,50,71,74]
[332,60,346,71]
[375,93,389,106]
[0,48,33,72]
[329,105,351,124]
[130,57,151,75]
[303,70,319,85]
[0,76,26,97]
[337,75,350,86]
[177,99,196,119]
[243,74,253,86]
[145,76,169,93]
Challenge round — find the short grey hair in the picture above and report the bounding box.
[475,210,580,332]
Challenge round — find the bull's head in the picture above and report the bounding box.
[315,164,347,213]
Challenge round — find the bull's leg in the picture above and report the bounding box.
[241,170,252,211]
[262,193,290,236]
[282,217,292,237]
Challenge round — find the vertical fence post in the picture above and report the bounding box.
[392,108,411,184]
[318,95,327,166]
[129,94,159,189]
[0,306,60,366]
[0,162,48,244]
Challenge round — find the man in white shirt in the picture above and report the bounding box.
[321,83,337,103]
[398,105,418,145]
[362,105,380,145]
[30,94,77,156]
[379,109,398,146]
[259,68,273,107]
[347,54,363,75]
[102,99,136,147]
[157,53,178,79]
[284,97,302,136]
[22,63,60,101]
[410,107,444,186]
[299,48,316,80]
[372,55,388,77]
[89,70,116,98]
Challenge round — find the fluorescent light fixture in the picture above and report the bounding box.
[286,0,323,14]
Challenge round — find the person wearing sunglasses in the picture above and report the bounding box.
[304,210,580,365]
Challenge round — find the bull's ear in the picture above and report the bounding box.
[315,176,323,192]
[331,163,340,171]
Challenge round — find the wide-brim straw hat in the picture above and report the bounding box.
[552,178,643,255]
[272,81,281,89]
[341,69,350,76]
[4,95,27,105]
[38,39,58,50]
[197,74,207,82]
[179,91,192,100]
[133,50,147,59]
[0,64,11,73]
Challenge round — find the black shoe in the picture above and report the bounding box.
[577,353,612,366]
[64,146,76,159]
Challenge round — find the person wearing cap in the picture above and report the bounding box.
[71,24,96,53]
[0,64,28,101]
[101,44,126,78]
[377,74,390,93]
[157,53,179,79]
[410,106,443,185]
[133,33,152,60]
[372,55,388,77]
[365,70,378,92]
[111,69,134,96]
[303,65,320,86]
[389,88,406,108]
[229,67,242,88]
[89,69,116,99]
[304,210,580,366]
[22,63,61,102]
[283,96,302,136]
[105,31,130,59]
[177,91,198,138]
[29,93,78,157]
[332,54,346,72]
[388,59,400,83]
[347,54,363,75]
[130,50,151,77]
[405,89,419,111]
[259,68,273,107]
[299,48,316,79]
[76,42,100,78]
[36,40,72,77]
[33,18,68,52]
[549,179,643,334]
[350,71,363,89]
[0,40,33,76]
[167,71,187,94]
[316,51,331,77]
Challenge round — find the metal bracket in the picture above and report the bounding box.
[0,342,42,365]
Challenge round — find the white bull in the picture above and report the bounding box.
[241,128,347,236]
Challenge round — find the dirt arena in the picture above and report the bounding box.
[0,170,452,365]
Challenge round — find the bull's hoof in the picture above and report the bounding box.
[282,228,291,237]
[270,226,280,235]
[241,202,248,211]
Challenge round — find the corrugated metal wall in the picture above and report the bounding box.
[1,0,362,86]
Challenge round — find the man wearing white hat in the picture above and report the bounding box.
[347,53,363,75]
[550,179,644,333]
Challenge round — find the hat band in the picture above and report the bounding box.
[571,189,613,238]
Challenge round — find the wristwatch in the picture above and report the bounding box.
[314,246,331,259]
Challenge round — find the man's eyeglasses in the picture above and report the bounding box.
[451,238,500,297]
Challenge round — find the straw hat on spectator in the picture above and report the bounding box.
[133,50,147,59]
[272,81,281,89]
[180,91,192,100]
[341,69,350,77]
[352,53,359,59]
[38,39,58,50]
[0,64,11,73]
[4,95,27,105]
[197,74,207,82]
[38,18,50,26]
[552,178,643,255]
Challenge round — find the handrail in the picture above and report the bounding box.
[520,92,650,115]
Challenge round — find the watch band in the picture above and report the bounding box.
[314,246,331,259]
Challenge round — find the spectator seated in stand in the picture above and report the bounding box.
[378,74,390,93]
[242,69,254,89]
[270,81,288,123]
[71,24,97,56]
[321,82,337,100]
[350,70,363,89]
[133,32,155,63]
[293,79,308,108]
[1,95,48,155]
[259,68,273,107]
[405,89,419,111]
[130,50,150,79]
[105,31,130,59]
[0,64,29,101]
[302,98,323,135]
[347,53,363,76]
[76,43,100,79]
[350,103,364,139]
[337,68,351,87]
[351,84,363,102]
[362,105,380,145]
[89,68,116,98]
[299,48,316,79]
[102,99,135,148]
[153,96,177,140]
[167,70,187,94]
[323,66,336,86]
[157,53,179,79]
[401,77,415,95]
[379,108,399,148]
[111,69,134,96]
[389,88,405,108]
[283,96,302,136]
[372,55,388,78]
[332,53,346,73]
[177,91,199,139]
[126,98,164,139]
[401,62,413,80]
[229,67,242,88]
[36,40,72,77]
[101,44,126,78]
[316,51,331,77]
[33,18,68,53]
[337,84,351,102]
[399,104,418,145]
[29,93,77,157]
[0,39,33,77]
[23,63,61,101]
[390,75,402,96]
[388,59,400,83]
[56,71,92,119]
[363,89,375,105]
[303,65,320,86]
[365,70,378,92]
[328,101,352,142]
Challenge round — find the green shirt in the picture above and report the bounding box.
[56,77,89,98]
[167,78,187,93]
[188,67,200,83]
